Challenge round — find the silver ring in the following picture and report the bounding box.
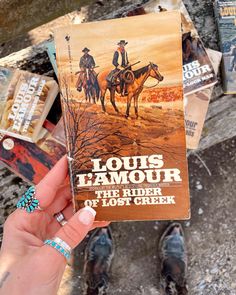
[54,212,67,226]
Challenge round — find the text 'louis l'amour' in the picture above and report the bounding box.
[76,154,182,187]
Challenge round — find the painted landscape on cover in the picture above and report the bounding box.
[55,12,190,221]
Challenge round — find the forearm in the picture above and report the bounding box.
[0,273,59,295]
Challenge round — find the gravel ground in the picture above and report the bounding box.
[0,0,236,294]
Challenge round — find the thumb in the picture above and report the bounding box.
[56,206,96,249]
[39,206,96,264]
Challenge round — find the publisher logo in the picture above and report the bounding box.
[2,138,14,150]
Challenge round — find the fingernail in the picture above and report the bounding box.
[78,206,96,225]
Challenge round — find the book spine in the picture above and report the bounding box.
[46,40,58,77]
[214,0,236,94]
[54,39,77,212]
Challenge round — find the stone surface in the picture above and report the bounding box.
[0,0,93,44]
[0,0,236,295]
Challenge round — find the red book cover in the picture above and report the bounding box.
[0,120,66,184]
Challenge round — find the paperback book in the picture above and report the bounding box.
[214,0,236,94]
[185,49,222,149]
[122,0,218,96]
[55,12,190,221]
[0,120,66,184]
[46,40,58,77]
[51,117,66,145]
[0,67,59,142]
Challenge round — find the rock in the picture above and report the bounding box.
[205,274,212,283]
[210,267,219,274]
[198,208,204,215]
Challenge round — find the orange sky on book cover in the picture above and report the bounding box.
[56,13,183,89]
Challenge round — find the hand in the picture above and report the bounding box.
[0,156,109,295]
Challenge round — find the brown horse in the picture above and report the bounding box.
[96,63,164,118]
[76,70,100,103]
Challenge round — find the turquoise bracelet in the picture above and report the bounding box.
[44,239,71,260]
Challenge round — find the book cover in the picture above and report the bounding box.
[55,12,190,221]
[51,117,66,145]
[0,120,66,184]
[122,0,218,96]
[46,40,58,77]
[0,66,59,142]
[185,49,222,150]
[214,0,236,94]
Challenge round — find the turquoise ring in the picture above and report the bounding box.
[17,186,42,213]
[44,238,71,260]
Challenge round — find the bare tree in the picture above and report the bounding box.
[60,76,133,190]
[60,75,184,192]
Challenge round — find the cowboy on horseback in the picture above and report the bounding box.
[79,47,96,81]
[76,47,99,103]
[107,40,131,96]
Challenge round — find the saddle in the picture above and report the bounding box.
[107,68,134,86]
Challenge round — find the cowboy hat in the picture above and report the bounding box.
[82,47,90,52]
[117,40,128,46]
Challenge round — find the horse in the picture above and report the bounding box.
[96,62,164,118]
[76,70,100,103]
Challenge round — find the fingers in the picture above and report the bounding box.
[46,204,109,239]
[46,185,72,216]
[41,206,96,263]
[61,203,74,220]
[35,155,68,208]
[57,204,110,230]
[37,207,111,277]
[56,206,96,248]
[57,205,110,230]
[39,206,96,269]
[39,155,68,189]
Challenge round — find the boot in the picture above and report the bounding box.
[84,227,114,295]
[159,223,188,295]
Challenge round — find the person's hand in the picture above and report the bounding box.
[0,156,109,295]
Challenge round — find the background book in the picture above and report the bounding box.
[0,120,65,184]
[0,66,59,142]
[46,40,58,77]
[185,48,222,149]
[55,12,190,221]
[214,0,236,94]
[123,0,218,96]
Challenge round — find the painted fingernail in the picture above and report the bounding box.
[78,206,96,225]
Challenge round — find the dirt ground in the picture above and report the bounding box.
[58,137,236,295]
[0,0,236,294]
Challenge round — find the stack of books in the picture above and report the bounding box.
[0,67,66,184]
[0,0,225,221]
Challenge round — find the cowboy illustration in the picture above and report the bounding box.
[79,47,97,84]
[107,40,130,96]
[79,47,96,70]
[76,48,99,102]
[112,40,129,69]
